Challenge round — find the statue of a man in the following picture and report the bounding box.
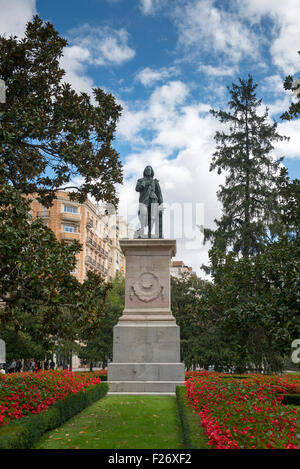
[135,165,163,238]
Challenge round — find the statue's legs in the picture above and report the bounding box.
[150,202,159,238]
[138,203,148,237]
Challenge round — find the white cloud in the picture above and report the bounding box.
[0,0,36,37]
[263,96,292,118]
[60,25,135,93]
[198,64,238,77]
[68,24,135,66]
[172,0,258,64]
[261,74,286,95]
[236,0,300,73]
[139,0,164,15]
[60,46,94,94]
[116,80,224,276]
[136,66,179,86]
[275,120,300,159]
[118,81,190,144]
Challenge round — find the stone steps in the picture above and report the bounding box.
[108,362,185,381]
[107,391,176,395]
[108,380,185,393]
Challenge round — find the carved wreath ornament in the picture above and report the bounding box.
[130,272,164,302]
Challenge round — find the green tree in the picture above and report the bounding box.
[79,276,124,370]
[205,75,287,259]
[171,273,237,372]
[1,327,46,363]
[206,238,299,373]
[0,184,79,346]
[0,15,122,207]
[0,15,123,360]
[277,168,300,240]
[281,51,300,121]
[0,184,112,359]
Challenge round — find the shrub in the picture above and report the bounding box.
[283,394,300,406]
[176,386,210,449]
[0,370,102,426]
[185,372,299,449]
[0,382,108,449]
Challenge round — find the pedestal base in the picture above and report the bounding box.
[108,322,185,394]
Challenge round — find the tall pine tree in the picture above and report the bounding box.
[204,75,288,258]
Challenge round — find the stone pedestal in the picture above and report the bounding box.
[108,239,185,394]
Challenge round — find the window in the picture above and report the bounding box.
[62,224,77,233]
[64,205,78,214]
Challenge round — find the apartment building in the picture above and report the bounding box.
[30,191,133,283]
[170,260,196,278]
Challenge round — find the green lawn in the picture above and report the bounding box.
[34,395,185,449]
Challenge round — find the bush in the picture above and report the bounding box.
[0,382,108,449]
[282,394,300,406]
[185,373,299,449]
[176,386,210,449]
[221,375,250,379]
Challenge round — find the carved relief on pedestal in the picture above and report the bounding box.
[129,271,164,303]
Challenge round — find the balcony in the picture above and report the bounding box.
[37,210,50,219]
[60,231,80,241]
[87,238,104,254]
[61,211,81,222]
[87,238,97,248]
[85,256,107,276]
[85,255,97,268]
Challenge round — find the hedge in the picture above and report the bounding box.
[0,382,108,449]
[282,394,300,406]
[176,386,210,449]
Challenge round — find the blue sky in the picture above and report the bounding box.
[1,0,299,275]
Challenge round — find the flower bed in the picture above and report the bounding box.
[0,370,101,427]
[185,372,299,449]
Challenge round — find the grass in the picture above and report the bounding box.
[34,395,185,449]
[176,387,210,449]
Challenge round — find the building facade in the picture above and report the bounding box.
[30,191,133,283]
[170,260,195,278]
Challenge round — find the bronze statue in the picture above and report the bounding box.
[134,165,163,238]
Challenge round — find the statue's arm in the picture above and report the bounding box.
[135,178,145,192]
[155,180,163,204]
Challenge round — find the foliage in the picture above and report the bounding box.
[283,395,300,406]
[0,376,108,449]
[176,386,210,449]
[171,274,244,372]
[0,15,122,207]
[205,75,287,258]
[277,167,300,239]
[0,184,112,354]
[207,236,299,373]
[185,372,299,449]
[0,14,120,359]
[196,78,299,373]
[281,51,300,121]
[0,327,46,362]
[172,222,299,373]
[79,275,124,368]
[0,369,103,427]
[171,274,210,370]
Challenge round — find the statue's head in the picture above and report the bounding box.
[143,165,154,177]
